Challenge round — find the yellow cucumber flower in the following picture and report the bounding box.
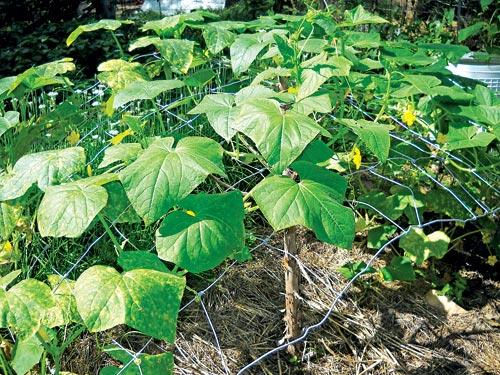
[66,130,80,145]
[436,133,447,144]
[402,104,417,126]
[351,146,362,170]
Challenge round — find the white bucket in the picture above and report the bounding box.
[448,54,500,93]
[141,0,225,15]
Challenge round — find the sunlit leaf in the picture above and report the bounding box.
[74,266,185,342]
[119,137,226,224]
[156,191,245,273]
[252,175,354,248]
[0,147,86,201]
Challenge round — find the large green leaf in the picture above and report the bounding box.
[74,266,185,342]
[203,26,235,54]
[230,33,271,75]
[9,59,75,93]
[446,123,495,150]
[141,12,208,36]
[100,347,173,375]
[404,74,442,95]
[474,85,497,106]
[251,67,291,86]
[156,191,245,273]
[338,119,394,162]
[0,76,16,98]
[184,68,216,87]
[0,111,20,138]
[234,85,277,104]
[188,93,238,141]
[141,14,186,34]
[97,59,149,91]
[296,140,333,165]
[252,176,355,248]
[367,225,397,249]
[128,36,162,51]
[113,80,185,109]
[0,279,56,338]
[454,105,500,127]
[344,31,381,49]
[0,147,86,201]
[129,37,195,74]
[157,39,195,74]
[399,228,450,265]
[298,55,351,100]
[66,19,123,46]
[339,5,388,27]
[233,99,324,173]
[291,161,347,202]
[37,175,115,238]
[119,137,226,224]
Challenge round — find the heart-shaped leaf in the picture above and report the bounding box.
[37,175,117,238]
[233,99,324,173]
[156,191,245,273]
[399,228,450,265]
[0,279,57,338]
[252,175,354,248]
[74,266,185,342]
[120,137,226,224]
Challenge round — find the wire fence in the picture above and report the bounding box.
[18,52,499,374]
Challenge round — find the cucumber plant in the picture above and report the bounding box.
[0,4,498,374]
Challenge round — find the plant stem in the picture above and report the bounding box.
[375,70,391,122]
[283,226,301,355]
[0,349,12,375]
[40,351,47,375]
[97,214,123,254]
[110,31,124,58]
[282,169,301,356]
[151,100,165,130]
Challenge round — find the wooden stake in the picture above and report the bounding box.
[282,168,301,355]
[283,226,301,355]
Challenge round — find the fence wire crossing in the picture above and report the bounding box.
[25,58,499,374]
